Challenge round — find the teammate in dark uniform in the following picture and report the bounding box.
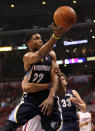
[2,23,68,131]
[54,67,86,131]
[58,89,80,131]
[22,67,86,131]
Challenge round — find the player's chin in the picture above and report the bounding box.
[38,44,43,49]
[57,93,65,99]
[56,90,65,99]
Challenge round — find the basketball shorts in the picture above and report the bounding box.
[8,96,62,131]
[59,121,79,131]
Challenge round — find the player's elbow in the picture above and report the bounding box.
[22,80,29,92]
[22,85,31,93]
[22,83,36,93]
[22,82,27,92]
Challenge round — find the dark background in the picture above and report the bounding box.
[0,0,95,82]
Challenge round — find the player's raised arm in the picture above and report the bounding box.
[70,90,86,112]
[39,50,59,115]
[23,23,69,71]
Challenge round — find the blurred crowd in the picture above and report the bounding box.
[0,75,95,130]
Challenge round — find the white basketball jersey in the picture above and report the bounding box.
[78,111,92,131]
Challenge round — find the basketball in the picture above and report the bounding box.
[53,6,77,29]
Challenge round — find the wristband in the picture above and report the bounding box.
[52,34,60,40]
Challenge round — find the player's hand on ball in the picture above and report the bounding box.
[53,6,77,29]
[52,22,69,38]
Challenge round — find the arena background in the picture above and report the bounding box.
[0,0,95,130]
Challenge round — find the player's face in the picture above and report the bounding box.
[61,76,67,86]
[28,34,43,51]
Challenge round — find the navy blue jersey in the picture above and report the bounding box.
[59,89,78,122]
[23,54,52,104]
[27,54,51,84]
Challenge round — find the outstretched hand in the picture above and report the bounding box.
[39,96,54,115]
[52,22,70,38]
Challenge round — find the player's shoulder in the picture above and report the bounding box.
[23,52,34,68]
[72,90,80,98]
[72,89,77,94]
[23,51,33,60]
[78,111,83,115]
[24,51,33,57]
[86,112,91,116]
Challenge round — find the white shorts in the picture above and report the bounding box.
[23,115,45,131]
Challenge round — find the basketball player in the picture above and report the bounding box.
[78,111,93,131]
[2,23,68,131]
[22,67,86,131]
[54,67,86,131]
[21,74,55,131]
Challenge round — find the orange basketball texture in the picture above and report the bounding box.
[53,6,77,28]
